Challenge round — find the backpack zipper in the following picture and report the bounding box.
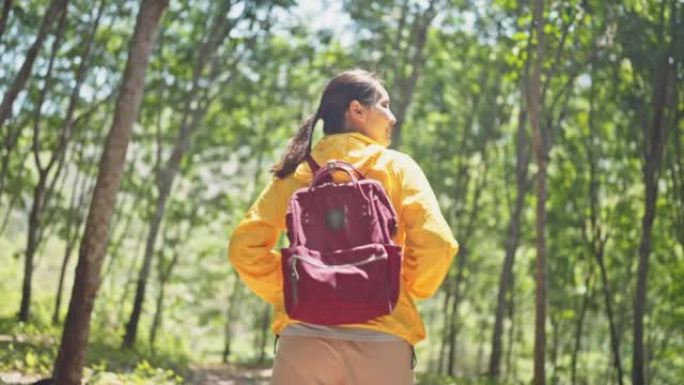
[289,253,387,306]
[290,252,387,272]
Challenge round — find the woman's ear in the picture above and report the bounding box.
[346,100,367,126]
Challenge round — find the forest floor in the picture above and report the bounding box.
[1,364,273,384]
[0,322,274,385]
[186,364,272,385]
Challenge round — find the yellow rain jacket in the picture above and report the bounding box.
[228,132,458,345]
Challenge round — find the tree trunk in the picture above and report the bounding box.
[123,2,234,348]
[223,128,270,362]
[116,227,148,322]
[475,314,487,374]
[504,273,516,382]
[437,285,452,374]
[390,0,437,148]
[0,0,69,129]
[437,94,477,375]
[570,267,593,385]
[445,165,486,376]
[51,1,168,384]
[150,234,180,348]
[389,0,409,87]
[102,148,141,282]
[445,113,491,376]
[52,0,104,326]
[528,0,547,383]
[597,250,625,384]
[0,153,25,233]
[52,155,90,324]
[223,272,242,363]
[446,246,467,376]
[488,85,529,378]
[20,170,47,321]
[257,303,271,364]
[148,278,165,349]
[19,2,99,321]
[632,45,672,385]
[583,57,625,385]
[18,5,68,321]
[0,0,12,42]
[1,94,108,198]
[549,314,559,384]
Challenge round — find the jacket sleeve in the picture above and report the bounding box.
[397,154,459,300]
[228,177,289,305]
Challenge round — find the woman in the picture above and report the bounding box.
[229,69,458,385]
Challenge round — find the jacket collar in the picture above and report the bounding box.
[292,132,386,183]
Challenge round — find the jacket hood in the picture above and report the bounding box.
[293,132,387,184]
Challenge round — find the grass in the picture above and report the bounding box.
[0,315,189,384]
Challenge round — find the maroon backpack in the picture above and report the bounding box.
[281,155,402,325]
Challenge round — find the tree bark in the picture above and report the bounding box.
[150,222,181,348]
[222,272,242,363]
[21,0,103,321]
[582,56,625,385]
[488,83,530,379]
[148,275,165,349]
[446,145,489,375]
[503,273,516,382]
[570,267,593,385]
[123,2,235,348]
[51,1,168,384]
[549,314,559,384]
[436,284,452,374]
[52,161,90,325]
[224,127,269,362]
[436,92,476,375]
[0,0,69,129]
[256,303,271,364]
[528,0,547,383]
[0,148,28,233]
[101,145,141,282]
[632,40,672,385]
[149,249,178,348]
[0,0,12,42]
[446,246,467,377]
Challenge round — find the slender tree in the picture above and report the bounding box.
[632,7,675,383]
[527,0,547,383]
[18,5,69,321]
[581,59,625,385]
[390,0,439,148]
[0,0,12,42]
[0,0,69,128]
[488,79,531,379]
[51,1,168,383]
[122,0,239,348]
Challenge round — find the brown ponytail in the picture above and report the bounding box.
[272,69,383,178]
[272,112,321,178]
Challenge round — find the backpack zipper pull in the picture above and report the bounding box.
[290,257,300,281]
[290,258,299,304]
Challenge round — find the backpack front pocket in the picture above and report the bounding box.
[282,244,400,325]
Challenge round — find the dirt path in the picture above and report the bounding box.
[1,364,272,385]
[0,371,43,385]
[187,364,272,385]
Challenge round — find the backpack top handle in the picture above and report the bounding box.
[310,160,365,188]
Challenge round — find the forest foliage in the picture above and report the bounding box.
[0,0,682,384]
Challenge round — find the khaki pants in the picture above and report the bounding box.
[271,335,415,385]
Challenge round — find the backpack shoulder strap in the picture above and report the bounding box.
[305,154,320,173]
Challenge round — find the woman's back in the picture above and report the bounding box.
[228,69,458,384]
[230,130,457,344]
